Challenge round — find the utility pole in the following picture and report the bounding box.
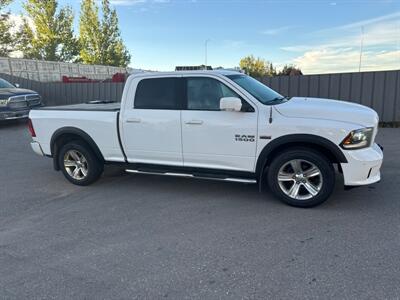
[358,26,364,72]
[204,39,210,70]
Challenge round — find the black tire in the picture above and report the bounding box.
[267,147,335,208]
[58,141,104,186]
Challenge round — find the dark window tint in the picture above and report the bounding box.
[186,77,239,110]
[135,78,181,109]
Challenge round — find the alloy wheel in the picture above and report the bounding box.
[64,150,88,180]
[277,159,323,200]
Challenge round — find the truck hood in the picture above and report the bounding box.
[275,97,378,127]
[0,88,38,98]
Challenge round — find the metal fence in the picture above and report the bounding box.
[1,73,124,106]
[1,70,399,122]
[259,70,400,123]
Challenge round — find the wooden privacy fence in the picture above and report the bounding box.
[1,69,399,122]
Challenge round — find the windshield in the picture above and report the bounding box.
[226,74,284,105]
[0,78,15,89]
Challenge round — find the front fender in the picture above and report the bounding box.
[255,134,347,178]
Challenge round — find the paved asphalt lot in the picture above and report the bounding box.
[0,121,399,299]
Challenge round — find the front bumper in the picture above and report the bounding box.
[31,141,45,156]
[0,109,30,120]
[341,143,383,186]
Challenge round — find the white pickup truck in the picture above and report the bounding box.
[29,70,383,207]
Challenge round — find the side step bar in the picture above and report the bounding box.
[125,169,257,184]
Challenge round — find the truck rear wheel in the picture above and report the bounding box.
[267,148,335,208]
[58,141,103,186]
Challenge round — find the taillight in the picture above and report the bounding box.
[28,118,36,137]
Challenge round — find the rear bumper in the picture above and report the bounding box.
[0,109,30,120]
[341,143,383,186]
[31,141,45,156]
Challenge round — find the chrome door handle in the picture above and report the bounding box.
[185,120,203,125]
[126,118,141,123]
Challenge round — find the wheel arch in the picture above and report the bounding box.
[256,134,347,178]
[50,127,104,171]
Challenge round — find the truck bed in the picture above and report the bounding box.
[35,102,121,112]
[29,103,125,162]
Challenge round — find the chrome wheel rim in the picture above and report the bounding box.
[277,159,323,200]
[64,150,88,180]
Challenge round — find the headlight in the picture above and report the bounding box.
[341,127,374,149]
[0,98,9,107]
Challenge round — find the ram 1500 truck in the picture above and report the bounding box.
[0,77,42,120]
[28,70,383,207]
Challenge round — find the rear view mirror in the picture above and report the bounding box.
[14,83,20,88]
[220,97,242,112]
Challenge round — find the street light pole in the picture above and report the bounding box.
[205,39,210,70]
[358,26,364,72]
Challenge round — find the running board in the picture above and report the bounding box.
[125,169,257,184]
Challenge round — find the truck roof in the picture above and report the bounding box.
[129,69,243,78]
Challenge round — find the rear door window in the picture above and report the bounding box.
[135,78,182,109]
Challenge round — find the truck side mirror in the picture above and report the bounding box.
[220,97,242,112]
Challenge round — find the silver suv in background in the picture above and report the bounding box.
[0,78,42,121]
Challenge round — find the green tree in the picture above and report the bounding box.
[78,0,100,64]
[0,0,14,56]
[100,0,130,66]
[239,55,276,77]
[18,0,78,61]
[278,64,303,76]
[79,0,130,67]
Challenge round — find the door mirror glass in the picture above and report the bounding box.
[14,83,20,88]
[220,97,242,112]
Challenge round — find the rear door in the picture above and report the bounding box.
[181,76,258,172]
[120,77,184,166]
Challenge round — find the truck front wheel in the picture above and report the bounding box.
[267,148,335,208]
[58,141,104,186]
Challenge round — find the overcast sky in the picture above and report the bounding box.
[6,0,400,74]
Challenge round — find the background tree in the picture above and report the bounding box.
[239,55,276,77]
[78,0,100,65]
[100,0,130,67]
[18,0,78,61]
[79,0,130,67]
[0,0,14,56]
[278,64,303,76]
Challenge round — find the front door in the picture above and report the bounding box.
[181,76,258,172]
